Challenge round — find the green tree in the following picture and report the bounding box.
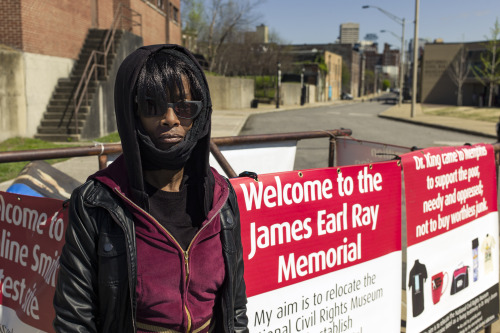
[472,18,500,107]
[341,62,350,92]
[382,79,391,91]
[181,0,205,31]
[364,69,375,94]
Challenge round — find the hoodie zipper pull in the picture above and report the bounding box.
[184,251,190,280]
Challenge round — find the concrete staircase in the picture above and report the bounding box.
[35,29,123,142]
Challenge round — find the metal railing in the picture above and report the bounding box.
[62,3,142,133]
[0,130,352,178]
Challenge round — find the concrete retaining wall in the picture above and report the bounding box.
[308,85,317,104]
[0,48,27,141]
[24,53,74,136]
[0,48,73,141]
[281,82,301,106]
[206,76,254,110]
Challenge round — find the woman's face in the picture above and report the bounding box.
[139,76,194,150]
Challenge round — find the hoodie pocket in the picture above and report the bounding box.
[97,232,128,285]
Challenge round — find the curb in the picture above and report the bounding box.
[378,114,497,140]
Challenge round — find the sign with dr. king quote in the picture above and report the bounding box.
[402,144,499,333]
[231,161,402,333]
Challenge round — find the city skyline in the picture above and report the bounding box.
[255,0,500,52]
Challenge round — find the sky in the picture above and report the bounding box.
[253,0,500,52]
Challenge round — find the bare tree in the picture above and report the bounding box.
[203,0,263,72]
[472,18,500,107]
[447,45,470,106]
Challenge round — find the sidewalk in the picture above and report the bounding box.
[378,102,497,139]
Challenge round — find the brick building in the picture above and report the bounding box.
[0,0,181,141]
[363,43,401,93]
[291,44,360,97]
[0,0,181,59]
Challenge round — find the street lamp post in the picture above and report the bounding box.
[276,61,281,109]
[300,66,305,105]
[363,5,405,107]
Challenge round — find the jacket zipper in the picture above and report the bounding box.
[114,187,226,333]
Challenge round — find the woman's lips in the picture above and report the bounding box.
[158,133,183,143]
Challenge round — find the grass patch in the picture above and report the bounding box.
[93,132,121,143]
[0,137,77,183]
[0,133,122,184]
[424,106,500,123]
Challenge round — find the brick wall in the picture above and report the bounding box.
[20,0,92,59]
[132,0,167,45]
[168,0,181,45]
[98,0,115,30]
[0,0,23,50]
[129,0,182,46]
[0,0,181,58]
[169,17,182,44]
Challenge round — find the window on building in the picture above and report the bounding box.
[157,0,164,9]
[172,5,179,22]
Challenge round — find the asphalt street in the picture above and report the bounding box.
[240,100,493,170]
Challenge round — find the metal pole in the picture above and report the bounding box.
[328,138,336,167]
[98,155,108,170]
[411,0,420,118]
[399,18,405,106]
[360,54,366,97]
[276,62,281,109]
[209,140,237,178]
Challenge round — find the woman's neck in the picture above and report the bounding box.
[144,168,185,192]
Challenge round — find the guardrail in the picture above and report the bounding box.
[0,129,352,178]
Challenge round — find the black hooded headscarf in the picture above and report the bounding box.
[114,45,214,213]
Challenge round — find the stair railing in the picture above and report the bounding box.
[60,3,142,134]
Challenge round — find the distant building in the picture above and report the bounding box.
[291,44,361,97]
[339,23,360,44]
[285,49,342,102]
[245,24,269,44]
[421,40,499,106]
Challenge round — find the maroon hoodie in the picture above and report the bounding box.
[92,156,228,332]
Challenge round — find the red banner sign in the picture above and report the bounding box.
[231,162,403,333]
[0,192,67,333]
[402,144,499,333]
[402,144,497,246]
[231,162,402,297]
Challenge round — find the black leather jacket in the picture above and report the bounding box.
[53,179,248,333]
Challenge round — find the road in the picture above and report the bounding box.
[240,100,494,170]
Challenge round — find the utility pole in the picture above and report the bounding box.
[400,19,405,106]
[411,0,420,117]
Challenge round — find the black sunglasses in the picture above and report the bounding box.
[137,97,203,119]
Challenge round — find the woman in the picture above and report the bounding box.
[53,45,248,333]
